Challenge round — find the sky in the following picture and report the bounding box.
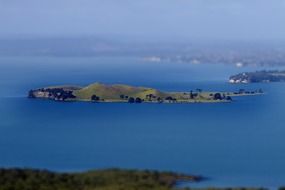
[0,0,285,42]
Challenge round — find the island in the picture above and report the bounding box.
[229,70,285,83]
[28,82,263,103]
[0,168,274,190]
[0,168,203,190]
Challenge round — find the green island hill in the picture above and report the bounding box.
[28,83,263,103]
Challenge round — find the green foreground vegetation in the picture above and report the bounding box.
[28,83,263,103]
[0,168,276,190]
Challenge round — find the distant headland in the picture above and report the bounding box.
[28,83,263,103]
[229,70,285,84]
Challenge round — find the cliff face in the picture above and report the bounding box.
[28,88,77,101]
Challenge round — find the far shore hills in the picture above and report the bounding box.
[229,70,285,84]
[28,83,263,103]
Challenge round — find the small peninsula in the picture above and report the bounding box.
[28,83,262,103]
[229,70,285,83]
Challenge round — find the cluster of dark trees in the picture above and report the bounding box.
[189,91,199,99]
[119,95,142,103]
[212,93,232,101]
[157,97,163,103]
[122,94,178,103]
[146,94,167,103]
[91,94,100,101]
[213,93,222,100]
[209,93,231,101]
[145,94,157,101]
[119,94,129,100]
[165,96,177,102]
[117,90,235,103]
[128,97,142,103]
[29,88,76,101]
[120,94,162,103]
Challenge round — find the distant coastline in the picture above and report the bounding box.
[229,70,285,84]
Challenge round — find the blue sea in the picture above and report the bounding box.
[0,56,285,189]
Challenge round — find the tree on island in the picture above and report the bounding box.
[128,97,135,103]
[190,90,195,99]
[165,96,173,101]
[226,96,232,101]
[213,93,222,100]
[157,97,163,103]
[146,94,154,101]
[91,94,100,101]
[135,97,142,103]
[165,96,177,103]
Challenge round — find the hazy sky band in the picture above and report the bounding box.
[0,0,285,41]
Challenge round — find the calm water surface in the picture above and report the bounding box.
[0,56,285,189]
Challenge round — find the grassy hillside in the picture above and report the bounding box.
[73,83,166,101]
[72,83,228,103]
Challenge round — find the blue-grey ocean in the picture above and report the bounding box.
[0,56,285,188]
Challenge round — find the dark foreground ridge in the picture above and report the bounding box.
[0,168,203,190]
